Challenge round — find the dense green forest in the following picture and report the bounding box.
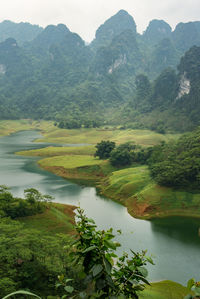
[148,128,200,189]
[0,11,200,131]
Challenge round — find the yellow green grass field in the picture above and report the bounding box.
[39,154,103,169]
[0,120,179,147]
[17,145,96,157]
[35,127,180,146]
[36,153,113,183]
[139,280,191,299]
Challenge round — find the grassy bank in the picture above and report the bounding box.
[18,203,76,235]
[18,144,200,219]
[38,155,115,184]
[101,166,200,219]
[18,145,96,157]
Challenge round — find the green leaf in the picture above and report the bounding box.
[3,291,41,299]
[137,266,148,278]
[134,273,150,285]
[103,256,112,274]
[146,256,155,265]
[130,249,137,256]
[96,278,106,290]
[79,291,87,298]
[87,218,96,224]
[71,239,80,245]
[65,278,73,284]
[106,275,115,288]
[83,245,97,253]
[58,274,65,282]
[104,239,117,250]
[129,265,135,271]
[64,285,74,293]
[92,264,103,277]
[187,278,195,290]
[82,235,92,240]
[194,286,200,295]
[109,252,118,258]
[56,283,62,288]
[134,285,145,291]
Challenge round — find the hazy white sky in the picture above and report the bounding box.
[0,0,200,42]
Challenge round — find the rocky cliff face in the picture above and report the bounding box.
[177,72,191,99]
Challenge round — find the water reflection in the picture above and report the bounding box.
[151,217,200,245]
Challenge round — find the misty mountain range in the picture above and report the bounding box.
[0,10,200,131]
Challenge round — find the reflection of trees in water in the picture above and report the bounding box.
[150,217,200,245]
[50,183,83,198]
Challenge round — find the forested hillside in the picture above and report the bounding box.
[0,10,200,131]
[0,20,43,45]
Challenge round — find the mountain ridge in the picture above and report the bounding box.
[0,10,199,131]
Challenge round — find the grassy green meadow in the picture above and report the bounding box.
[18,145,96,157]
[35,127,180,146]
[0,119,179,146]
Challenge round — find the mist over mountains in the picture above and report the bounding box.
[0,10,200,131]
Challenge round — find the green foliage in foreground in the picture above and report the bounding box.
[2,189,196,298]
[184,278,200,299]
[0,217,76,297]
[56,208,154,298]
[2,203,153,298]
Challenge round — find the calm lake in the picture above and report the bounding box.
[0,130,200,284]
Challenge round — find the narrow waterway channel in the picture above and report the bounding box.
[0,130,200,284]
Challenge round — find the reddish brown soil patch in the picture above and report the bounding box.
[126,197,158,219]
